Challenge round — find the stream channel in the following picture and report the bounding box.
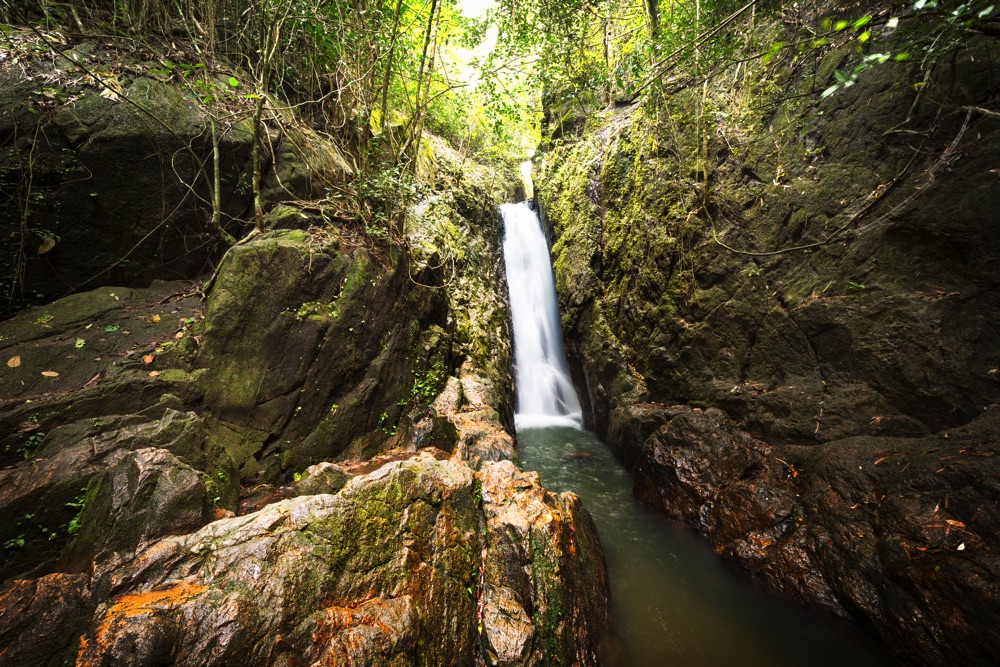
[501,202,889,666]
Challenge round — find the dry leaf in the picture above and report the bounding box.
[152,314,161,323]
[174,331,184,339]
[142,353,155,365]
[83,372,102,388]
[17,421,40,432]
[41,370,59,377]
[6,355,20,368]
[957,542,966,551]
[37,237,56,254]
[148,370,161,377]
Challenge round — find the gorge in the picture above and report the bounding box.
[2,0,1000,665]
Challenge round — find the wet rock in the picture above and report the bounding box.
[0,410,235,581]
[479,460,609,667]
[0,573,91,667]
[633,407,1000,666]
[606,403,689,469]
[60,448,212,585]
[287,461,352,496]
[58,453,608,667]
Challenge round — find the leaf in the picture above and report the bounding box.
[979,5,995,18]
[37,237,56,254]
[887,17,899,28]
[175,331,185,339]
[834,69,849,83]
[853,15,872,28]
[41,371,59,377]
[957,542,966,551]
[75,338,85,349]
[152,314,161,323]
[858,30,870,43]
[834,19,850,31]
[148,370,161,377]
[914,0,926,9]
[228,76,239,87]
[17,421,40,432]
[142,353,155,365]
[894,53,911,62]
[104,324,120,332]
[6,356,20,368]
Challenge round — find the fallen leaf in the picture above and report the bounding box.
[41,370,59,377]
[6,356,20,368]
[152,314,161,323]
[945,519,967,528]
[104,324,120,332]
[148,370,161,377]
[142,353,155,365]
[174,331,184,339]
[75,338,85,349]
[37,237,56,254]
[17,421,40,432]
[957,542,966,551]
[83,372,102,388]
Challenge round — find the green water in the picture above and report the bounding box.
[517,426,889,667]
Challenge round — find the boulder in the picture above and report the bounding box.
[633,407,1000,666]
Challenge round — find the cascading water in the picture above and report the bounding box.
[501,202,583,429]
[501,199,887,666]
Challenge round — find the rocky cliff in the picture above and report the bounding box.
[538,17,1000,666]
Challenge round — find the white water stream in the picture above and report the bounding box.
[501,202,583,429]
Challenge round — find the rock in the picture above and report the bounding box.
[0,76,253,311]
[57,453,608,667]
[479,460,609,667]
[633,407,1000,666]
[287,461,352,496]
[0,410,236,581]
[59,448,212,585]
[0,573,91,667]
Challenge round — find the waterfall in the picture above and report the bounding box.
[501,202,583,430]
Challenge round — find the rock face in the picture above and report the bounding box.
[0,36,350,318]
[537,12,1000,666]
[633,407,1000,666]
[59,454,604,667]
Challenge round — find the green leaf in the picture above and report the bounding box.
[74,338,85,349]
[894,52,911,61]
[228,76,239,87]
[834,20,850,31]
[858,30,871,43]
[978,5,995,18]
[821,84,840,98]
[762,41,784,65]
[834,69,849,83]
[103,324,119,332]
[914,0,926,9]
[853,15,872,29]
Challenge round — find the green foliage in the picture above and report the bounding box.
[411,360,446,406]
[65,487,88,536]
